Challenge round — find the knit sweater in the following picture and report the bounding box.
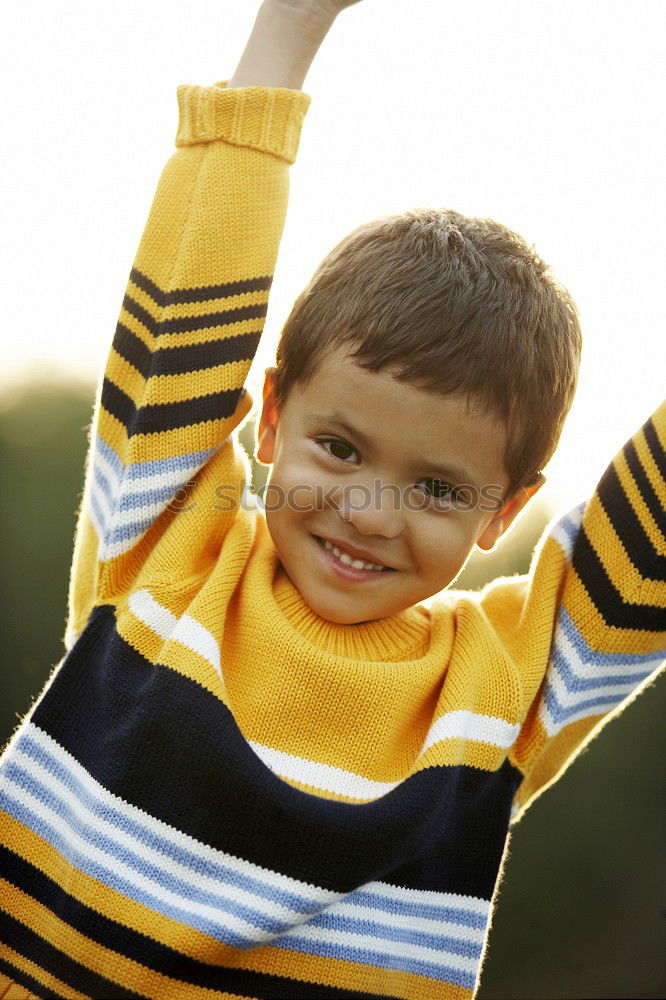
[0,82,664,1000]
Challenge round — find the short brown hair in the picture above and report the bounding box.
[273,208,581,499]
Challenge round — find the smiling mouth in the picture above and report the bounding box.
[314,536,395,574]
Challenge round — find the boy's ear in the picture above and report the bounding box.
[255,367,279,465]
[475,474,545,552]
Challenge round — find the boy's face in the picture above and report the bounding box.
[256,348,541,624]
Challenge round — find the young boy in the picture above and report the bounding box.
[0,0,663,997]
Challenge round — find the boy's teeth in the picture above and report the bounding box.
[322,538,385,571]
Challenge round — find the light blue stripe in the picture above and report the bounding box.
[548,502,586,545]
[15,731,330,914]
[271,935,477,990]
[348,888,487,930]
[94,435,124,478]
[557,607,665,667]
[95,433,215,481]
[307,911,482,957]
[116,481,188,513]
[89,490,109,537]
[550,642,653,694]
[0,782,291,948]
[104,513,155,546]
[542,683,627,727]
[92,462,116,508]
[5,760,290,930]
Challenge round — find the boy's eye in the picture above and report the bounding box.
[416,477,454,504]
[318,437,358,462]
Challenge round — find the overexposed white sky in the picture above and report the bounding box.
[1,0,664,510]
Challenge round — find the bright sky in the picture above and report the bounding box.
[2,0,664,510]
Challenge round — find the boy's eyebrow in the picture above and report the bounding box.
[309,412,479,487]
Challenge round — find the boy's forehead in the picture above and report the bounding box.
[292,350,509,489]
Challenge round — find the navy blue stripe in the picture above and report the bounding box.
[100,376,241,436]
[31,605,519,900]
[113,322,152,378]
[0,954,68,1000]
[0,846,391,1000]
[114,322,262,378]
[129,267,272,308]
[123,292,268,336]
[0,910,142,999]
[644,415,665,467]
[572,528,666,631]
[131,388,241,434]
[151,331,262,375]
[596,463,666,582]
[101,377,135,431]
[624,437,665,533]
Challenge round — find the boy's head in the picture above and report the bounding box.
[256,208,581,625]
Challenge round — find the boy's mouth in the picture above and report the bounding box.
[313,535,396,580]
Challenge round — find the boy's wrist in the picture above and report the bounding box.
[228,0,339,91]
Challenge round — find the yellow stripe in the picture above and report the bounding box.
[147,360,250,405]
[154,313,267,350]
[0,971,41,1000]
[0,815,469,999]
[0,942,90,1000]
[106,348,146,407]
[218,944,473,1000]
[583,492,666,608]
[126,277,270,325]
[118,304,155,349]
[0,878,246,1000]
[615,453,666,556]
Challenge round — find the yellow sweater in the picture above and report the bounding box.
[0,81,664,1000]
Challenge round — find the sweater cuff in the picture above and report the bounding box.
[175,80,311,163]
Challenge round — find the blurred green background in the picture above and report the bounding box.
[0,379,664,999]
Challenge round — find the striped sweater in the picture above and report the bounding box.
[0,81,664,1000]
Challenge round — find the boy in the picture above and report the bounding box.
[0,0,663,997]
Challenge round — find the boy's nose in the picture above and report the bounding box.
[333,481,403,539]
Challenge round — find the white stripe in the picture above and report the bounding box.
[278,922,479,975]
[420,710,520,754]
[545,660,647,710]
[554,626,661,682]
[548,502,585,560]
[98,494,171,532]
[101,533,147,561]
[128,589,178,640]
[539,693,628,735]
[0,771,282,943]
[92,443,122,496]
[129,590,221,677]
[248,743,400,800]
[9,746,303,930]
[22,726,341,907]
[171,615,222,677]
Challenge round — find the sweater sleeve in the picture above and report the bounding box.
[507,400,666,822]
[65,82,310,649]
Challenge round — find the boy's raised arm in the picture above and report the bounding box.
[66,1,355,646]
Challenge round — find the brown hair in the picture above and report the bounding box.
[273,208,581,499]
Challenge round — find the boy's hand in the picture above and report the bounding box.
[228,0,363,91]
